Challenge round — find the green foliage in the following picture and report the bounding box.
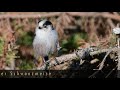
[17,31,34,46]
[0,37,4,57]
[0,36,19,68]
[6,46,19,64]
[109,34,116,47]
[61,33,88,54]
[19,60,34,70]
[29,18,34,23]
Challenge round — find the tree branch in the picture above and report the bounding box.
[36,47,119,70]
[0,12,120,22]
[0,12,62,19]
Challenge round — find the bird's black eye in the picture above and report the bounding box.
[43,21,52,28]
[38,27,42,29]
[44,25,47,28]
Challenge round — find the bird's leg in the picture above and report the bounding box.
[37,56,44,68]
[43,56,50,70]
[34,59,39,67]
[51,53,59,65]
[57,42,62,57]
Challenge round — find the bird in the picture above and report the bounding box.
[113,24,120,48]
[33,19,60,69]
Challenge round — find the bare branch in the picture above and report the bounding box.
[68,12,120,21]
[117,48,120,78]
[0,12,62,19]
[0,12,120,22]
[89,48,113,78]
[105,65,117,78]
[36,47,119,70]
[98,49,112,70]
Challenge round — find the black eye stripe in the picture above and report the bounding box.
[44,25,47,28]
[38,20,54,29]
[43,21,52,26]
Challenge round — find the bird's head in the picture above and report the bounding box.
[37,19,54,31]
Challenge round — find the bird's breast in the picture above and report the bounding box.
[33,30,58,57]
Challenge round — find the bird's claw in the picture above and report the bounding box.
[55,58,59,65]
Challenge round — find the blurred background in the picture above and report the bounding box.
[0,12,119,70]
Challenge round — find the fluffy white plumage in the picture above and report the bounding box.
[113,27,120,35]
[33,19,59,60]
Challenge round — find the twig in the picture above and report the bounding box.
[88,49,112,78]
[105,65,117,78]
[107,19,115,29]
[88,70,99,78]
[98,49,112,70]
[68,12,120,21]
[117,48,120,78]
[0,12,62,19]
[0,12,120,22]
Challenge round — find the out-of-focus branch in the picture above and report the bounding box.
[0,12,120,22]
[67,12,120,21]
[0,12,62,19]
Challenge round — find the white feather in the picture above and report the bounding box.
[113,27,120,34]
[33,27,59,59]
